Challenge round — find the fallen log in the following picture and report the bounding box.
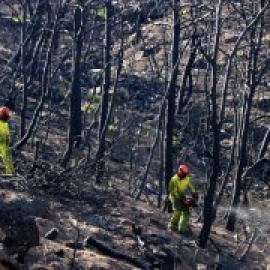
[84,236,148,269]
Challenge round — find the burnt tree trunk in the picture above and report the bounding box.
[96,0,112,184]
[226,87,255,231]
[164,0,180,210]
[20,1,28,139]
[62,4,84,168]
[198,0,223,248]
[226,1,268,230]
[176,32,197,115]
[15,1,65,150]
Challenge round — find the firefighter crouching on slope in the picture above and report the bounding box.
[168,164,198,234]
[0,106,15,175]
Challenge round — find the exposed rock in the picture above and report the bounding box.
[0,207,39,260]
[0,196,49,218]
[54,250,64,258]
[0,243,19,270]
[45,228,59,241]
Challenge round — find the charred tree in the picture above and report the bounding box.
[164,0,181,210]
[14,1,69,150]
[176,32,197,115]
[95,0,112,184]
[62,4,85,168]
[226,1,269,230]
[20,1,28,138]
[198,0,224,248]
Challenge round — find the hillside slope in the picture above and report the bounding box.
[0,173,268,269]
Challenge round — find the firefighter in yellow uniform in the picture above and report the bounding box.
[168,164,198,234]
[0,106,15,175]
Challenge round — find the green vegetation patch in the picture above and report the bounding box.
[217,59,226,71]
[94,6,106,20]
[108,122,118,132]
[89,94,102,104]
[179,6,191,20]
[236,49,247,59]
[82,93,102,113]
[81,102,97,113]
[173,135,180,148]
[141,123,151,136]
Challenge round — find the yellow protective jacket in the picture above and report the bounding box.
[0,120,10,144]
[169,174,196,203]
[0,119,14,174]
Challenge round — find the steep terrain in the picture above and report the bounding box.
[0,1,269,269]
[0,172,269,269]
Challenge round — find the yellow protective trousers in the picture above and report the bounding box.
[168,205,190,232]
[0,120,14,175]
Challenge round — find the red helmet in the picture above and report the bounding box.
[177,164,190,179]
[0,106,11,121]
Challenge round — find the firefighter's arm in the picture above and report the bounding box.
[168,177,178,201]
